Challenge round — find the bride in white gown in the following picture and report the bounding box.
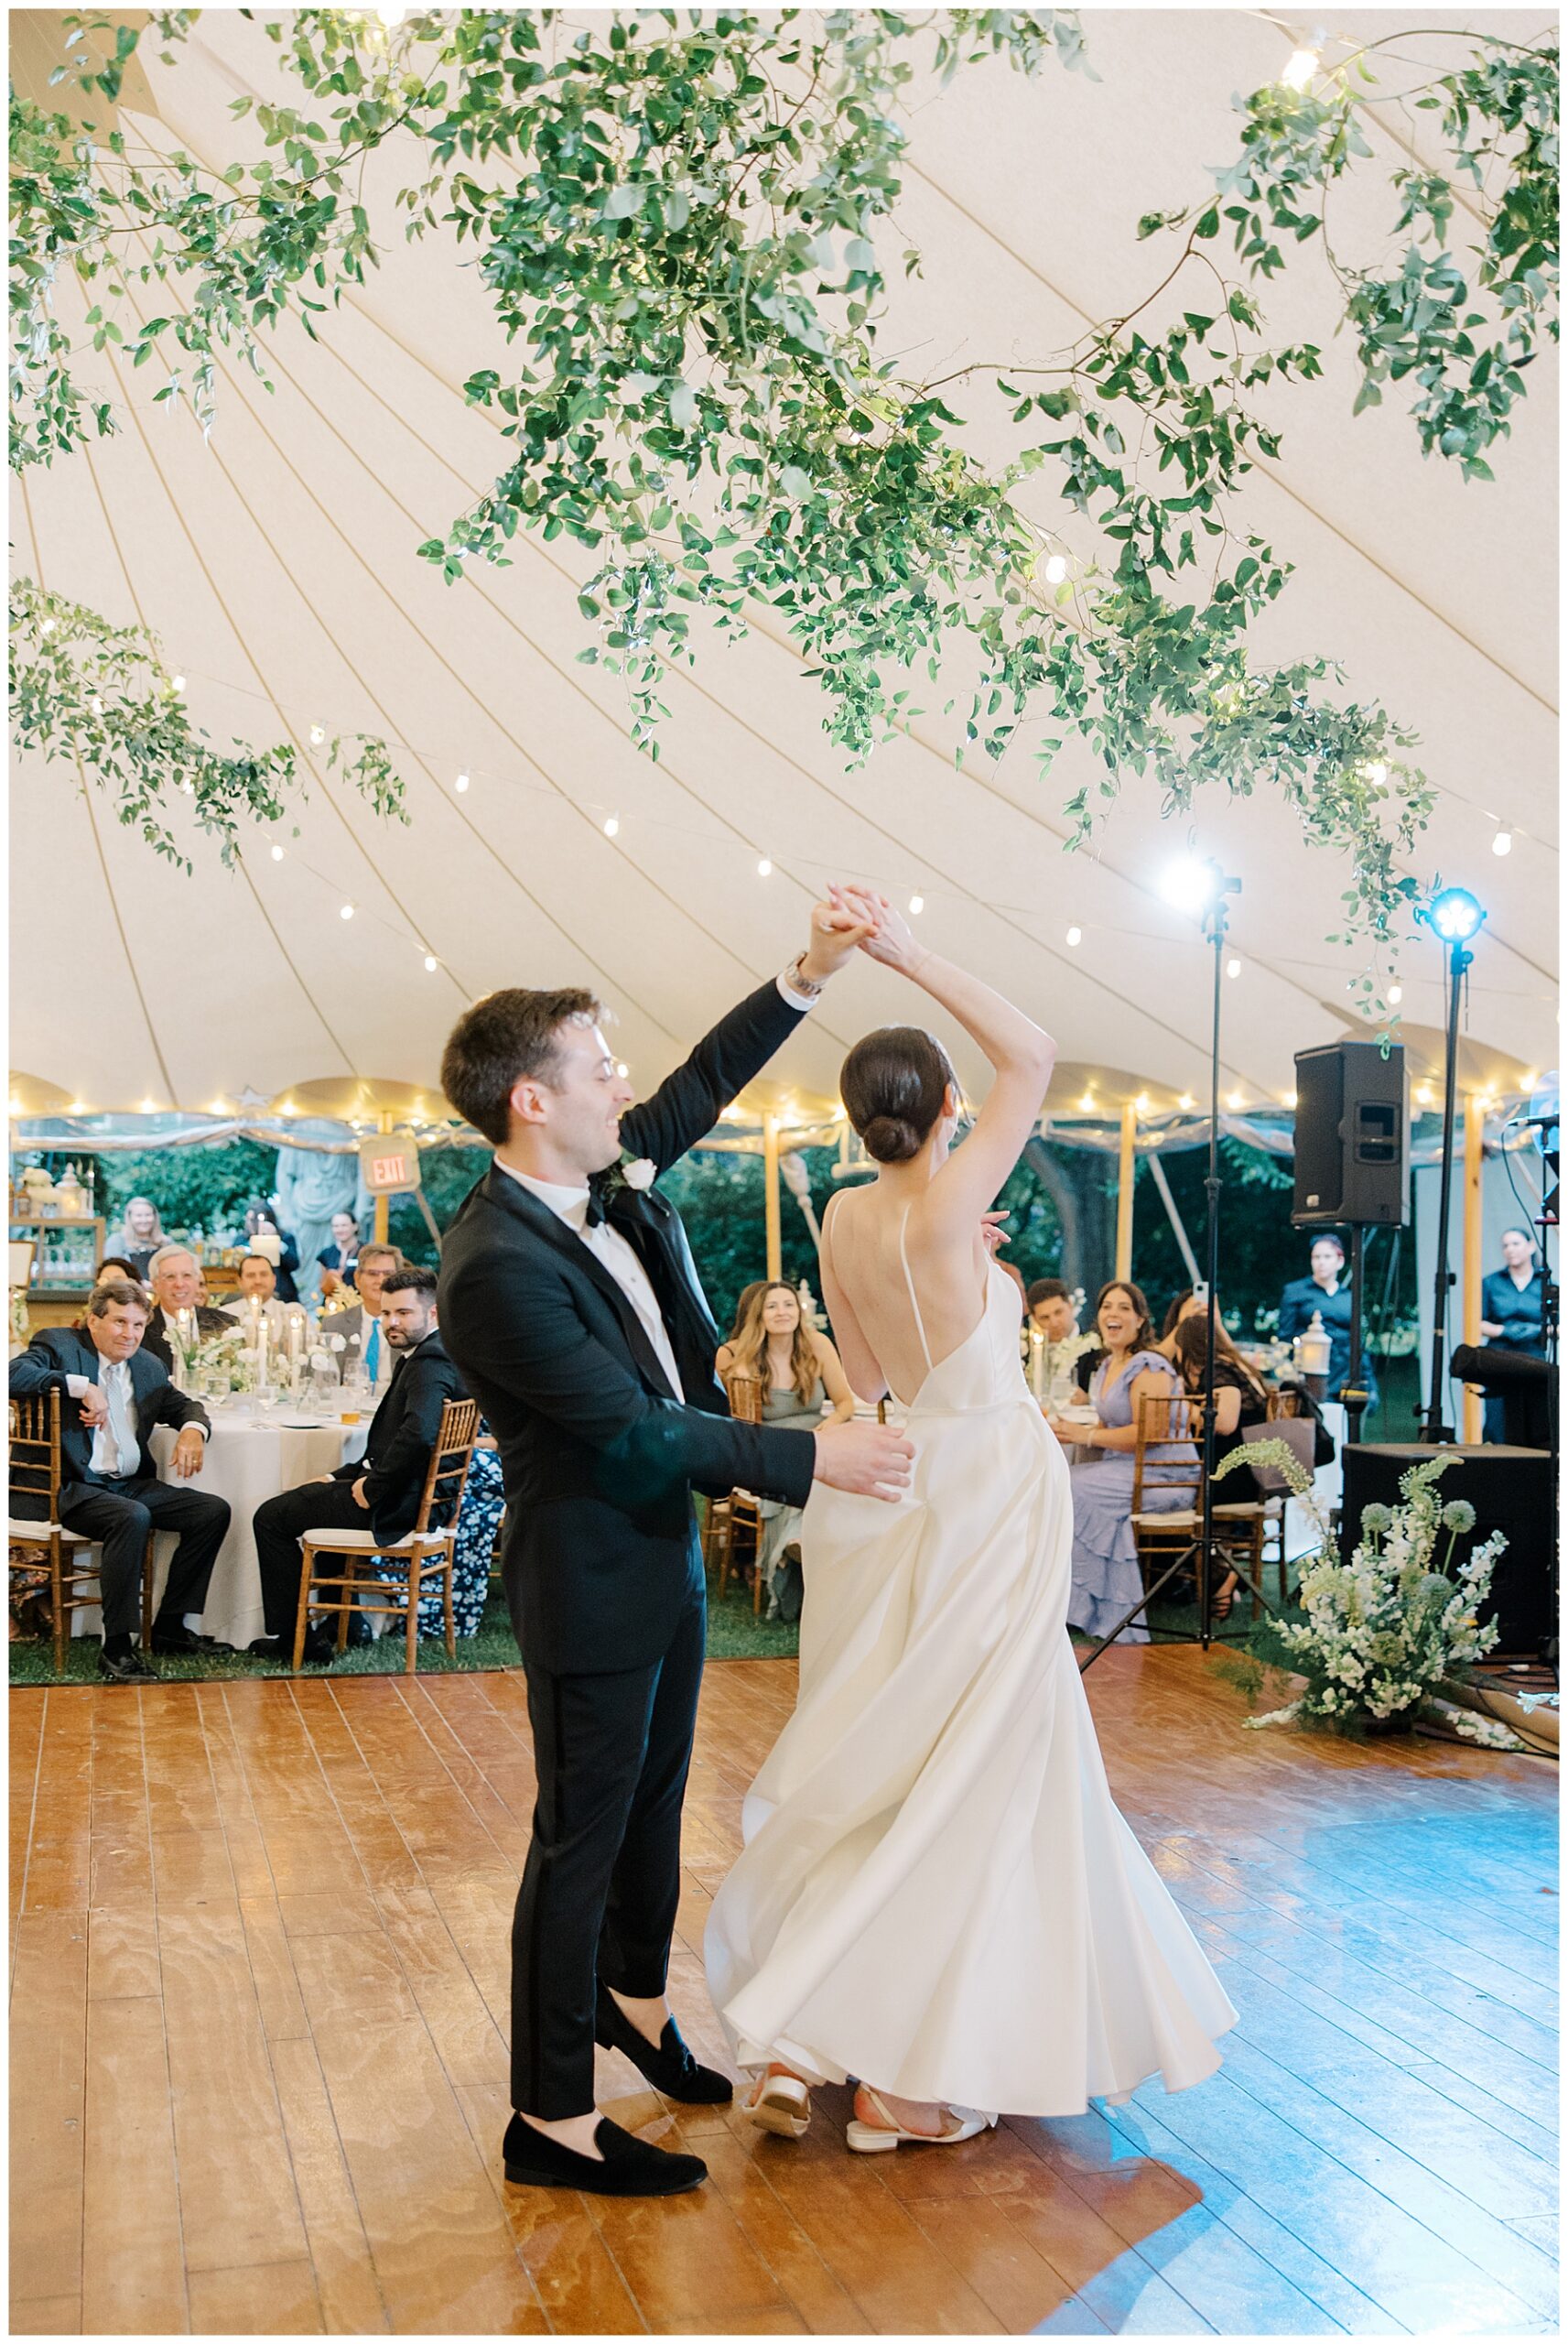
[704,890,1236,2153]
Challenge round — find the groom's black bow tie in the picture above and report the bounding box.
[584,1184,608,1230]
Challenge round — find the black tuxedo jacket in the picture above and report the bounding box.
[138,1304,232,1376]
[8,1325,212,1492]
[439,979,819,1675]
[330,1329,468,1545]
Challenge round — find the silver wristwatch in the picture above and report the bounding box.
[784,952,825,1001]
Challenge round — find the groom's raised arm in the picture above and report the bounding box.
[619,977,809,1178]
[618,897,874,1175]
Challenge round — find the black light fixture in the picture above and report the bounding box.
[1418,885,1487,1443]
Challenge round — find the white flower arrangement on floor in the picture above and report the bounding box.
[1215,1442,1513,1743]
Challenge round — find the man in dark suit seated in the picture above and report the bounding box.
[8,1279,232,1681]
[249,1266,467,1666]
[139,1245,232,1374]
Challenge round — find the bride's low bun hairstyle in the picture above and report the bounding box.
[841,1026,957,1165]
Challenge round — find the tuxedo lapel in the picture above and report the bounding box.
[483,1167,676,1396]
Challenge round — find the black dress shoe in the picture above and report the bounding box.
[594,1982,734,2105]
[98,1646,158,1684]
[245,1632,337,1667]
[149,1623,220,1656]
[502,2112,706,2196]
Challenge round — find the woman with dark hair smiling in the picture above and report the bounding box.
[1048,1278,1192,1644]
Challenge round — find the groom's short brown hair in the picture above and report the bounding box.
[441,987,603,1146]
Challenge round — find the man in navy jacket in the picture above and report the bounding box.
[9,1278,230,1680]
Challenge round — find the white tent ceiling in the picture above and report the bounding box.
[9,6,1559,1124]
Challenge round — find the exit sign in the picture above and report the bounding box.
[359,1128,423,1195]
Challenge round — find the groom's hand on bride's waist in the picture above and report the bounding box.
[812,1418,914,1502]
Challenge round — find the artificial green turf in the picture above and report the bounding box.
[8,1568,1254,1687]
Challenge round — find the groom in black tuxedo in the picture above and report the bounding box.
[438,901,914,2198]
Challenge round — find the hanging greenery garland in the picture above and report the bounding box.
[6,7,1556,1002]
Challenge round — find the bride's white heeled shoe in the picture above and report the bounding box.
[845,2086,995,2154]
[744,2069,812,2140]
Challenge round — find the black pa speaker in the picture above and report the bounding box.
[1292,1040,1410,1228]
[1342,1443,1554,1653]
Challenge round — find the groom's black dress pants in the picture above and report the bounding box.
[512,1592,705,2117]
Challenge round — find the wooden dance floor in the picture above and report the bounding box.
[9,1648,1558,2336]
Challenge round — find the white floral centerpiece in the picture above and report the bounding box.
[187,1323,255,1395]
[1216,1443,1516,1745]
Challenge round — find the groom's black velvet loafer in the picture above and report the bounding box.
[594,1982,734,2105]
[503,2112,707,2196]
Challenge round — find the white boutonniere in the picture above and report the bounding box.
[621,1156,656,1191]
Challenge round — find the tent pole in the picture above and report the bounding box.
[1114,1101,1137,1281]
[1462,1095,1485,1444]
[763,1114,783,1281]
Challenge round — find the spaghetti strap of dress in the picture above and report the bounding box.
[898,1210,935,1374]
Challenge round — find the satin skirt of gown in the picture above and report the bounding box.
[704,1265,1237,2117]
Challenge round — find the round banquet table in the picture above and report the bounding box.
[70,1405,369,1649]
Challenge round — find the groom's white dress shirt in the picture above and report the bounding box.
[499,968,819,1407]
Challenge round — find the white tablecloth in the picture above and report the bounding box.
[71,1407,368,1648]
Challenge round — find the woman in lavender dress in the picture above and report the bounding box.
[1047,1280,1192,1644]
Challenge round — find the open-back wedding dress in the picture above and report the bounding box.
[705,1230,1237,2117]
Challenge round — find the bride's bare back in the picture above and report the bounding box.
[821,1186,992,1406]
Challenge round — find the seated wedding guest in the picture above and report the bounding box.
[1480,1227,1547,1441]
[1026,1278,1077,1340]
[724,1281,768,1347]
[1277,1234,1377,1407]
[222,1253,303,1338]
[99,1254,148,1288]
[111,1195,167,1282]
[1047,1279,1191,1645]
[1156,1286,1202,1360]
[716,1281,855,1618]
[317,1210,362,1298]
[248,1267,467,1666]
[8,1278,230,1679]
[384,1423,503,1642]
[328,1243,401,1394]
[140,1244,232,1373]
[242,1199,301,1303]
[1172,1315,1271,1615]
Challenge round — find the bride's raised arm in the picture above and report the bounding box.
[830,887,1057,1232]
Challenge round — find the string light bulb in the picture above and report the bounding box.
[1044,554,1068,585]
[1388,982,1402,1004]
[1227,1089,1245,1111]
[169,674,185,694]
[270,844,285,862]
[1492,827,1513,856]
[1363,761,1389,787]
[602,815,620,837]
[908,894,925,915]
[308,723,325,746]
[616,1061,630,1079]
[757,856,773,877]
[1065,926,1082,947]
[454,771,470,794]
[1283,1090,1298,1109]
[1522,1069,1540,1091]
[1179,1093,1195,1112]
[1078,1091,1096,1112]
[1226,957,1241,979]
[340,903,355,921]
[1133,1093,1150,1112]
[1280,47,1318,91]
[424,954,438,972]
[140,1098,157,1115]
[1416,1082,1435,1106]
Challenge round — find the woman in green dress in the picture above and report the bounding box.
[717,1281,856,1615]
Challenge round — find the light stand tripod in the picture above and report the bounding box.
[1080,861,1278,1672]
[1419,892,1486,1444]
